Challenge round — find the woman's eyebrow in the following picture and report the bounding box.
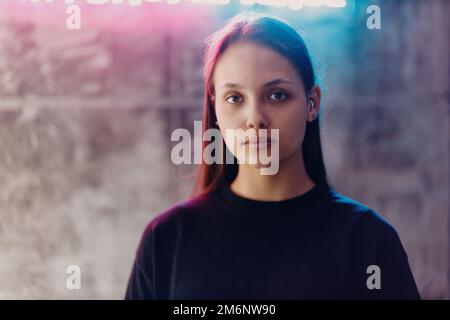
[263,78,294,88]
[220,78,294,90]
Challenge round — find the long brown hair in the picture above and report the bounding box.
[191,13,330,198]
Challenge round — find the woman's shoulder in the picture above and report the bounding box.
[141,190,219,234]
[134,191,218,255]
[322,186,398,236]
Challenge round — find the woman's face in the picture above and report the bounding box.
[212,40,318,168]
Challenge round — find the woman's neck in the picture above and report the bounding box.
[229,147,316,201]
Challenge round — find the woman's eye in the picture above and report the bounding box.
[269,91,289,101]
[225,95,242,104]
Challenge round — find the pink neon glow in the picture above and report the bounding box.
[0,1,213,31]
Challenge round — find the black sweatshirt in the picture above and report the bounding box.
[125,184,421,300]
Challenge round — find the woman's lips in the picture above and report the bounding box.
[244,139,272,148]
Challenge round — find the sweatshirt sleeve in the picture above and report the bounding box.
[360,219,421,300]
[124,207,182,300]
[124,260,154,300]
[372,225,421,299]
[124,223,156,300]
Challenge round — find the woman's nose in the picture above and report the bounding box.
[245,101,269,129]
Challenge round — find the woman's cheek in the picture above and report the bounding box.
[278,123,303,158]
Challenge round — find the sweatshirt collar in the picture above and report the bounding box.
[216,183,325,214]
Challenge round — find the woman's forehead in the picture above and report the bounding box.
[212,41,303,91]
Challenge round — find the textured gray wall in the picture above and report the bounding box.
[0,0,448,299]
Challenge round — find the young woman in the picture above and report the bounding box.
[125,13,421,300]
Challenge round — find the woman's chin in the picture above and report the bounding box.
[239,161,274,170]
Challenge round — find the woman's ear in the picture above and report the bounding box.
[307,85,321,122]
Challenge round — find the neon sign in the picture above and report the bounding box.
[23,0,346,10]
